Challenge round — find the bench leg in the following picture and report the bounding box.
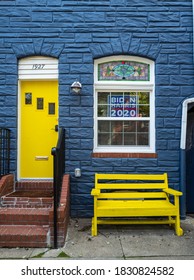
[168,216,173,227]
[174,215,183,236]
[91,217,97,236]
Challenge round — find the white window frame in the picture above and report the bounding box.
[93,55,155,153]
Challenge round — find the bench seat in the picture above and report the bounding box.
[91,173,183,236]
[97,200,178,217]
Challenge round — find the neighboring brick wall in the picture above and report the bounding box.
[0,174,14,197]
[0,1,193,217]
[49,174,70,247]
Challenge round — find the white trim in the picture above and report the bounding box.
[93,56,155,153]
[93,89,155,153]
[94,84,154,91]
[17,80,21,180]
[18,56,58,80]
[17,56,59,180]
[181,97,194,149]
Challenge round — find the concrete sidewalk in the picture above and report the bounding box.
[0,216,194,260]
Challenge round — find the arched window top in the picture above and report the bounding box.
[18,56,58,80]
[94,56,154,84]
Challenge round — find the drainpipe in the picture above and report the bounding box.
[193,0,194,64]
[180,98,194,219]
[179,1,194,219]
[180,100,187,219]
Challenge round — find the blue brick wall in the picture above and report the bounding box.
[0,0,193,217]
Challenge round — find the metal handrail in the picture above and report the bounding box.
[0,128,11,178]
[51,127,65,248]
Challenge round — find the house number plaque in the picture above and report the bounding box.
[32,64,45,70]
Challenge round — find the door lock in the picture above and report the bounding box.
[55,125,58,132]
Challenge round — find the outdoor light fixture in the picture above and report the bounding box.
[71,80,82,94]
[75,168,81,177]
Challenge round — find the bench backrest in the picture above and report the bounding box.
[95,173,168,191]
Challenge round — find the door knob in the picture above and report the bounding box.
[51,125,58,132]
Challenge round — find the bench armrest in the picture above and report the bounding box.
[164,188,182,196]
[91,189,100,196]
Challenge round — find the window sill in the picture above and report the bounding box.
[92,153,158,158]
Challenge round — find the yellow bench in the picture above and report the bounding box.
[91,173,183,236]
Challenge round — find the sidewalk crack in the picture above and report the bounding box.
[118,235,126,259]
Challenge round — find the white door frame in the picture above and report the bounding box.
[17,56,58,180]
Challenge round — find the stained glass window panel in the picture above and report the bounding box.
[98,61,150,81]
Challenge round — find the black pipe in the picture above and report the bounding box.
[51,128,65,249]
[51,147,58,249]
[0,128,11,178]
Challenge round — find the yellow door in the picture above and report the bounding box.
[20,80,58,179]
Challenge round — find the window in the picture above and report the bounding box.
[94,56,155,154]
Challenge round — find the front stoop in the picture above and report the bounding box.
[1,195,53,208]
[0,208,50,226]
[0,208,51,247]
[0,174,70,248]
[1,179,53,208]
[0,225,50,248]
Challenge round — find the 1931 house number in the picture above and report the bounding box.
[32,64,45,70]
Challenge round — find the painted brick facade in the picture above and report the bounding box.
[0,0,193,217]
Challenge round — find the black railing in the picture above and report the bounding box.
[0,128,11,178]
[51,127,65,249]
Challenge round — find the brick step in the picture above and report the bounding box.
[0,208,50,226]
[1,195,53,208]
[1,180,53,208]
[16,180,53,192]
[0,225,50,248]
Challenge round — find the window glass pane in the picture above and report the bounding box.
[98,121,111,145]
[110,93,124,118]
[137,134,149,145]
[98,92,109,117]
[139,92,149,104]
[124,133,136,145]
[97,91,151,147]
[98,92,150,118]
[137,121,149,145]
[98,120,110,132]
[98,105,108,117]
[111,121,123,145]
[48,103,55,115]
[123,121,136,145]
[25,93,32,104]
[37,98,44,110]
[139,105,149,117]
[98,133,110,145]
[124,92,137,117]
[123,121,136,133]
[98,92,109,104]
[138,92,150,117]
[98,120,150,146]
[137,121,149,132]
